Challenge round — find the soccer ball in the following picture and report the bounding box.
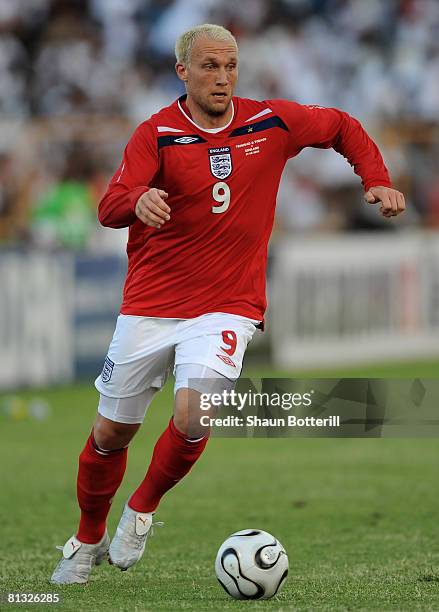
[215,529,288,600]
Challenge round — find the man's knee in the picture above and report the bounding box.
[173,388,212,438]
[173,364,235,437]
[93,414,140,450]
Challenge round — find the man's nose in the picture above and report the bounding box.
[216,67,228,85]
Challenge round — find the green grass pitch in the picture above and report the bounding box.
[1,362,439,611]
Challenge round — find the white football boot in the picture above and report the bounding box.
[109,503,163,570]
[50,531,110,584]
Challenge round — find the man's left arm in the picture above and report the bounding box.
[271,100,405,218]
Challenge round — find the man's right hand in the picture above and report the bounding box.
[135,189,170,228]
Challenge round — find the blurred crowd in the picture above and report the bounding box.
[1,0,439,248]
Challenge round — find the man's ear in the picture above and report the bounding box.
[175,62,188,82]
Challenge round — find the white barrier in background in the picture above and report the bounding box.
[270,233,439,368]
[0,252,74,388]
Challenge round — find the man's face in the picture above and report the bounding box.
[176,37,238,117]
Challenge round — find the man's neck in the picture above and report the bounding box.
[185,95,233,129]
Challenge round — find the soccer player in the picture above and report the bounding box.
[51,23,405,584]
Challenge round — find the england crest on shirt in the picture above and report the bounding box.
[209,147,232,179]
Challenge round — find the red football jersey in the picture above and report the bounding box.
[99,96,391,321]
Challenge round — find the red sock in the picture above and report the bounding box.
[76,433,127,544]
[129,418,208,513]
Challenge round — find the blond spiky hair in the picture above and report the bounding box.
[175,24,237,66]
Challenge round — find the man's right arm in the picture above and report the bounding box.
[98,122,160,228]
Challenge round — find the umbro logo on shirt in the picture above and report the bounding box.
[157,134,207,150]
[174,136,199,144]
[216,354,236,368]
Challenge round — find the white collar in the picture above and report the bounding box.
[177,97,235,133]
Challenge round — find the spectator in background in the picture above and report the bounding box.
[0,153,25,241]
[31,145,96,249]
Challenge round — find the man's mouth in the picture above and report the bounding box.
[211,92,227,100]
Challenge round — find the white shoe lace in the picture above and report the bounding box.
[130,520,164,550]
[149,520,165,537]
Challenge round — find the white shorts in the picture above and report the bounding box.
[95,312,258,423]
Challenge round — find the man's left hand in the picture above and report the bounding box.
[364,186,406,218]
